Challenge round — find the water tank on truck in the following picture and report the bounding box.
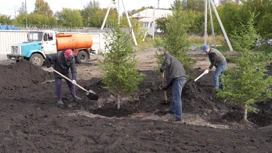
[56,33,93,63]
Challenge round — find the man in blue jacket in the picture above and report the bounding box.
[45,49,81,105]
[160,52,187,122]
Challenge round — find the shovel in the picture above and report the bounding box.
[194,70,209,82]
[52,69,99,100]
[161,72,168,102]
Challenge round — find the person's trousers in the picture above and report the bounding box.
[54,73,75,101]
[213,61,227,89]
[171,78,187,120]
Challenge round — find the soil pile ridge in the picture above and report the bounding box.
[182,79,226,114]
[0,61,52,91]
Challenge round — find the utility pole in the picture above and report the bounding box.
[204,0,233,51]
[210,0,233,51]
[101,0,138,46]
[25,0,27,28]
[204,0,208,45]
[14,6,17,18]
[158,0,160,9]
[209,1,216,46]
[118,0,121,24]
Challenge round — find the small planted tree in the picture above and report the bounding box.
[217,14,272,122]
[155,0,194,70]
[99,23,144,109]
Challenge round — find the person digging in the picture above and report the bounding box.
[160,52,187,122]
[45,49,81,105]
[202,45,227,89]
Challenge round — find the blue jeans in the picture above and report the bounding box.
[213,61,227,89]
[171,78,187,120]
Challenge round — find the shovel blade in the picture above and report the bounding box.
[86,90,99,100]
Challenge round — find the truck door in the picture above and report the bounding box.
[42,32,57,54]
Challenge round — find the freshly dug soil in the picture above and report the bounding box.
[0,61,52,92]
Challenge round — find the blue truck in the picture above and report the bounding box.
[7,30,94,66]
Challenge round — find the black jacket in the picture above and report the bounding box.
[160,53,186,87]
[45,51,77,80]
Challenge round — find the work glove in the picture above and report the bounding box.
[162,81,173,90]
[48,67,53,71]
[162,86,168,90]
[72,80,77,85]
[160,68,164,73]
[47,63,51,68]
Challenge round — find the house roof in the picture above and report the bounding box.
[131,9,172,19]
[140,17,158,22]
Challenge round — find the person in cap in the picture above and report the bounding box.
[45,49,81,105]
[160,51,187,122]
[202,45,227,89]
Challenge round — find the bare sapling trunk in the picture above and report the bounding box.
[243,104,248,122]
[117,94,121,109]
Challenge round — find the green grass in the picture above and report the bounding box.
[132,37,158,51]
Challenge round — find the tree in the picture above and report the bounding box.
[14,12,56,26]
[27,13,57,26]
[215,2,244,38]
[156,0,193,70]
[156,17,169,33]
[241,0,272,38]
[34,0,53,16]
[181,0,205,12]
[0,14,12,24]
[56,8,83,27]
[81,0,118,27]
[81,0,100,26]
[99,23,144,109]
[217,14,272,122]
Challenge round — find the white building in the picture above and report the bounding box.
[131,9,172,36]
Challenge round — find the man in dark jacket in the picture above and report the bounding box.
[160,52,187,122]
[45,49,81,105]
[202,45,227,89]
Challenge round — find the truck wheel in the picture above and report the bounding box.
[76,51,88,64]
[30,53,44,66]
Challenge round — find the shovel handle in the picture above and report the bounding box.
[53,69,89,92]
[194,72,206,82]
[161,73,167,101]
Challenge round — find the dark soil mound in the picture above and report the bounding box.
[0,61,52,91]
[87,69,272,127]
[90,70,165,117]
[90,70,229,119]
[182,79,225,114]
[222,111,244,122]
[248,101,272,127]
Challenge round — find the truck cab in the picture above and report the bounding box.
[7,30,93,66]
[7,30,57,66]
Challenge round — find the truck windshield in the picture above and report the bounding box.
[28,32,43,42]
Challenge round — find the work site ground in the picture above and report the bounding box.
[0,48,271,153]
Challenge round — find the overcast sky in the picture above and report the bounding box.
[0,0,178,18]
